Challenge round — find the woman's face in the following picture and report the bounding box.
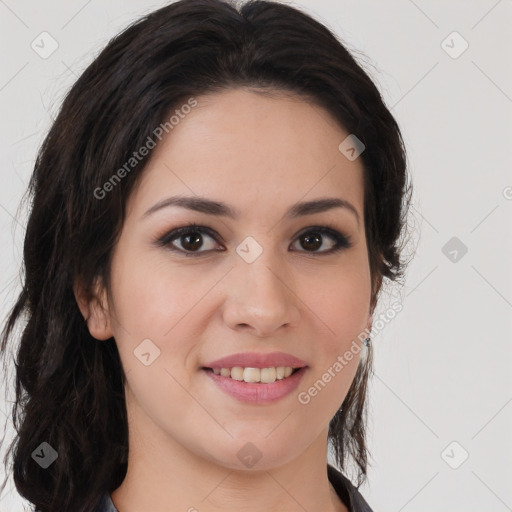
[86,88,372,471]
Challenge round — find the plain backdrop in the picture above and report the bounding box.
[1,1,511,511]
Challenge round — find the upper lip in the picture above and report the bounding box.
[203,351,308,369]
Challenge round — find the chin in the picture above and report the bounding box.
[202,439,300,472]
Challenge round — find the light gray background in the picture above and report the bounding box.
[1,1,511,511]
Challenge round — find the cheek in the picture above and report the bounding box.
[299,256,370,408]
[111,247,196,334]
[304,259,371,343]
[298,275,367,420]
[109,248,216,379]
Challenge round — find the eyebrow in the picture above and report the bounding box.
[142,195,360,226]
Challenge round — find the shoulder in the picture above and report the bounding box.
[327,464,375,512]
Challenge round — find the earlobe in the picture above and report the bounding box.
[73,277,113,341]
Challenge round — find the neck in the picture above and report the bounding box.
[111,392,347,512]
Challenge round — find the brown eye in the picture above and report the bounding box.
[157,223,222,256]
[178,231,205,252]
[300,232,323,251]
[291,227,351,254]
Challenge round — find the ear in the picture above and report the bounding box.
[73,276,114,341]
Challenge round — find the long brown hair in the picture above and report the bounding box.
[0,1,412,510]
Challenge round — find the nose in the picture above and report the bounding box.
[222,253,301,338]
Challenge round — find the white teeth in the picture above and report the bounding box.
[230,367,244,381]
[259,367,277,383]
[211,366,297,383]
[244,367,262,383]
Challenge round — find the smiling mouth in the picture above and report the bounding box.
[202,366,302,384]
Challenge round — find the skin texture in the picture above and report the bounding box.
[75,88,373,512]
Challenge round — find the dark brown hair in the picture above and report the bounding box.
[0,0,412,510]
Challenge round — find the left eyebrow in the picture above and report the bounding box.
[142,195,360,226]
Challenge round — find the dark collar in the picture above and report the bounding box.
[327,464,374,512]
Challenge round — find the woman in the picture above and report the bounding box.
[0,1,412,511]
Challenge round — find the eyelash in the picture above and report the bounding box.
[155,222,353,257]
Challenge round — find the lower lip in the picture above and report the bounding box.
[202,367,308,404]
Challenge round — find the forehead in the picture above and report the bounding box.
[127,88,365,221]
